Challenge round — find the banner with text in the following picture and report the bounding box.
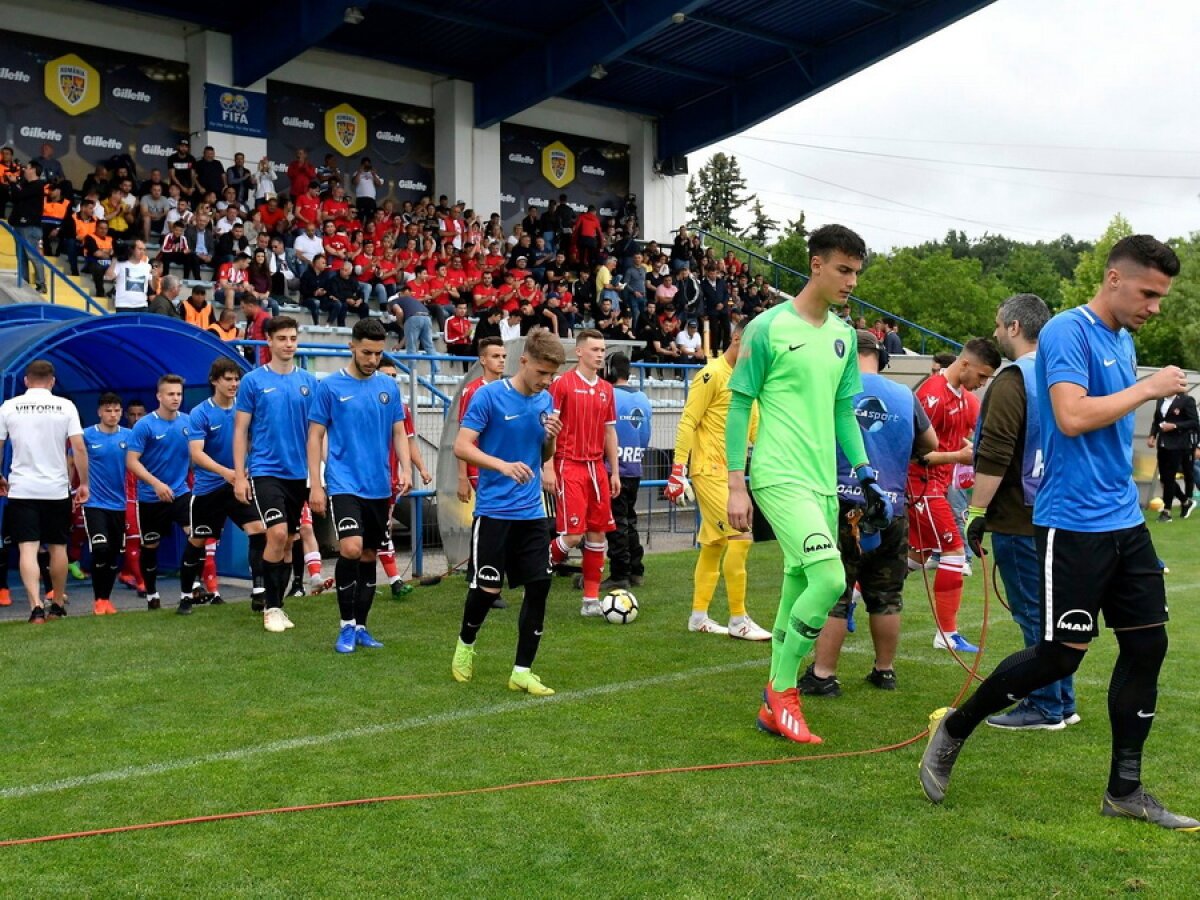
[267,81,435,206]
[0,29,188,187]
[499,123,629,232]
[205,83,267,138]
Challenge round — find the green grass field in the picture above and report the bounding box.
[2,517,1200,897]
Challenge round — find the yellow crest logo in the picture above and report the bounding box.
[45,53,99,116]
[541,141,575,189]
[325,103,366,156]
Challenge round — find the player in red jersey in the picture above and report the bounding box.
[546,329,620,617]
[457,337,508,504]
[907,338,1000,653]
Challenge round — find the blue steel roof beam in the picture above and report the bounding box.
[657,0,995,158]
[232,0,369,86]
[621,57,734,87]
[474,0,714,128]
[371,0,531,39]
[684,11,813,54]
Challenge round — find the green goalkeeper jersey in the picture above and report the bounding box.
[727,303,862,494]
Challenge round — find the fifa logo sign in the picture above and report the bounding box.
[220,91,251,125]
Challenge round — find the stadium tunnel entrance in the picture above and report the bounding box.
[0,313,252,578]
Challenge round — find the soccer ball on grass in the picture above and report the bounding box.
[600,588,639,624]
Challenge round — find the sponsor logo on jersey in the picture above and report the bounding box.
[1055,609,1094,633]
[854,395,900,433]
[542,140,575,189]
[802,532,834,554]
[0,67,31,83]
[112,87,151,102]
[46,54,99,115]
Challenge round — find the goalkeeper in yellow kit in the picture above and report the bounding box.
[665,318,771,640]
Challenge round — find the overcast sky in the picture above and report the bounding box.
[690,0,1200,251]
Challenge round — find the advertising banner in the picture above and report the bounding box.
[267,81,435,206]
[204,83,268,138]
[0,28,188,187]
[499,123,630,231]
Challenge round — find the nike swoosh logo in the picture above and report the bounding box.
[154,434,166,440]
[89,444,102,449]
[262,387,276,393]
[1136,710,1155,718]
[788,343,806,351]
[210,424,222,431]
[504,414,520,420]
[339,396,353,402]
[1103,359,1117,367]
[533,629,543,636]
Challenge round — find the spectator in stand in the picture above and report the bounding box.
[390,287,437,370]
[8,160,47,293]
[883,318,904,357]
[35,142,64,185]
[84,219,115,294]
[596,256,622,309]
[41,182,71,259]
[655,273,678,307]
[215,221,249,266]
[674,265,701,319]
[100,186,134,252]
[555,193,576,257]
[287,148,316,199]
[473,306,504,348]
[634,299,658,337]
[573,204,603,268]
[700,264,731,353]
[495,308,519,343]
[63,197,97,277]
[675,319,707,362]
[166,138,198,201]
[252,157,276,206]
[444,300,474,369]
[214,204,242,236]
[246,248,279,315]
[105,238,153,312]
[139,182,171,243]
[594,296,620,337]
[159,220,196,280]
[225,152,251,207]
[194,146,226,200]
[182,286,216,330]
[208,307,239,342]
[670,227,691,274]
[624,253,649,322]
[351,157,382,220]
[930,352,957,375]
[217,252,252,307]
[316,153,344,197]
[520,205,542,248]
[241,295,272,364]
[324,259,362,321]
[294,181,322,233]
[148,274,183,317]
[299,253,336,325]
[189,211,215,274]
[217,186,247,217]
[353,239,388,309]
[615,225,643,272]
[608,309,637,344]
[293,221,324,273]
[639,307,679,364]
[871,318,886,341]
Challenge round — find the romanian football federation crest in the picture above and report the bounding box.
[335,114,357,149]
[324,103,367,156]
[45,53,99,115]
[541,140,575,189]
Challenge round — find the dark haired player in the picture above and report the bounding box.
[184,358,266,612]
[308,318,411,653]
[726,224,892,745]
[452,329,566,696]
[81,392,132,615]
[234,316,318,633]
[920,235,1199,830]
[907,338,1000,653]
[126,374,192,612]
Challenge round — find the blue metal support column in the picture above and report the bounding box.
[232,0,369,87]
[657,0,995,158]
[474,0,713,128]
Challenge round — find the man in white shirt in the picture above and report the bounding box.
[292,222,325,273]
[0,360,88,622]
[106,239,153,311]
[675,319,707,362]
[214,205,242,236]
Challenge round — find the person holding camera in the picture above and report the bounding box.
[353,158,383,222]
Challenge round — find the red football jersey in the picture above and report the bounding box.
[387,403,417,491]
[550,369,615,463]
[908,374,979,491]
[458,377,488,480]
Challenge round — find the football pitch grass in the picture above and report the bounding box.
[3,517,1200,897]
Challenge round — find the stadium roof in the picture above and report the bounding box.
[105,0,994,159]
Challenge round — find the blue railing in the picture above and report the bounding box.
[0,220,109,316]
[690,228,963,354]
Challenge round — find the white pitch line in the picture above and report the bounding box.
[0,658,765,801]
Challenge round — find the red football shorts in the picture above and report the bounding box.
[554,459,614,535]
[908,494,963,553]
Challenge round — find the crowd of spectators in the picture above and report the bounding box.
[3,138,896,369]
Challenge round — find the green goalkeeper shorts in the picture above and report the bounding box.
[753,483,840,574]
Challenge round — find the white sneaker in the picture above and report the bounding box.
[688,615,729,635]
[281,608,295,629]
[580,599,604,618]
[263,608,290,633]
[727,615,771,641]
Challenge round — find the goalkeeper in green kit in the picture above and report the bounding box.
[726,225,893,744]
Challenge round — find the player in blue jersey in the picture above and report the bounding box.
[801,331,935,696]
[181,357,265,614]
[604,352,651,588]
[81,392,132,615]
[451,328,566,696]
[308,318,411,654]
[126,374,192,612]
[921,236,1199,831]
[233,315,318,633]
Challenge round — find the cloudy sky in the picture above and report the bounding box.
[690,0,1199,251]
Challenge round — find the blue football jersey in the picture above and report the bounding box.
[462,378,553,520]
[308,369,405,499]
[83,425,132,511]
[234,364,318,480]
[128,412,191,503]
[186,399,236,497]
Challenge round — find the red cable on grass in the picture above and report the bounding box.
[0,733,929,848]
[0,548,998,849]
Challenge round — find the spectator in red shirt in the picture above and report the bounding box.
[472,272,498,311]
[241,294,272,365]
[322,221,352,265]
[259,196,288,233]
[573,205,603,268]
[286,149,316,199]
[444,300,474,369]
[353,239,388,309]
[217,252,252,308]
[294,182,321,231]
[321,183,352,228]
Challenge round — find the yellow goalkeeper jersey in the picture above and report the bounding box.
[673,355,757,474]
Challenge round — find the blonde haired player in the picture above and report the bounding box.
[665,319,770,640]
